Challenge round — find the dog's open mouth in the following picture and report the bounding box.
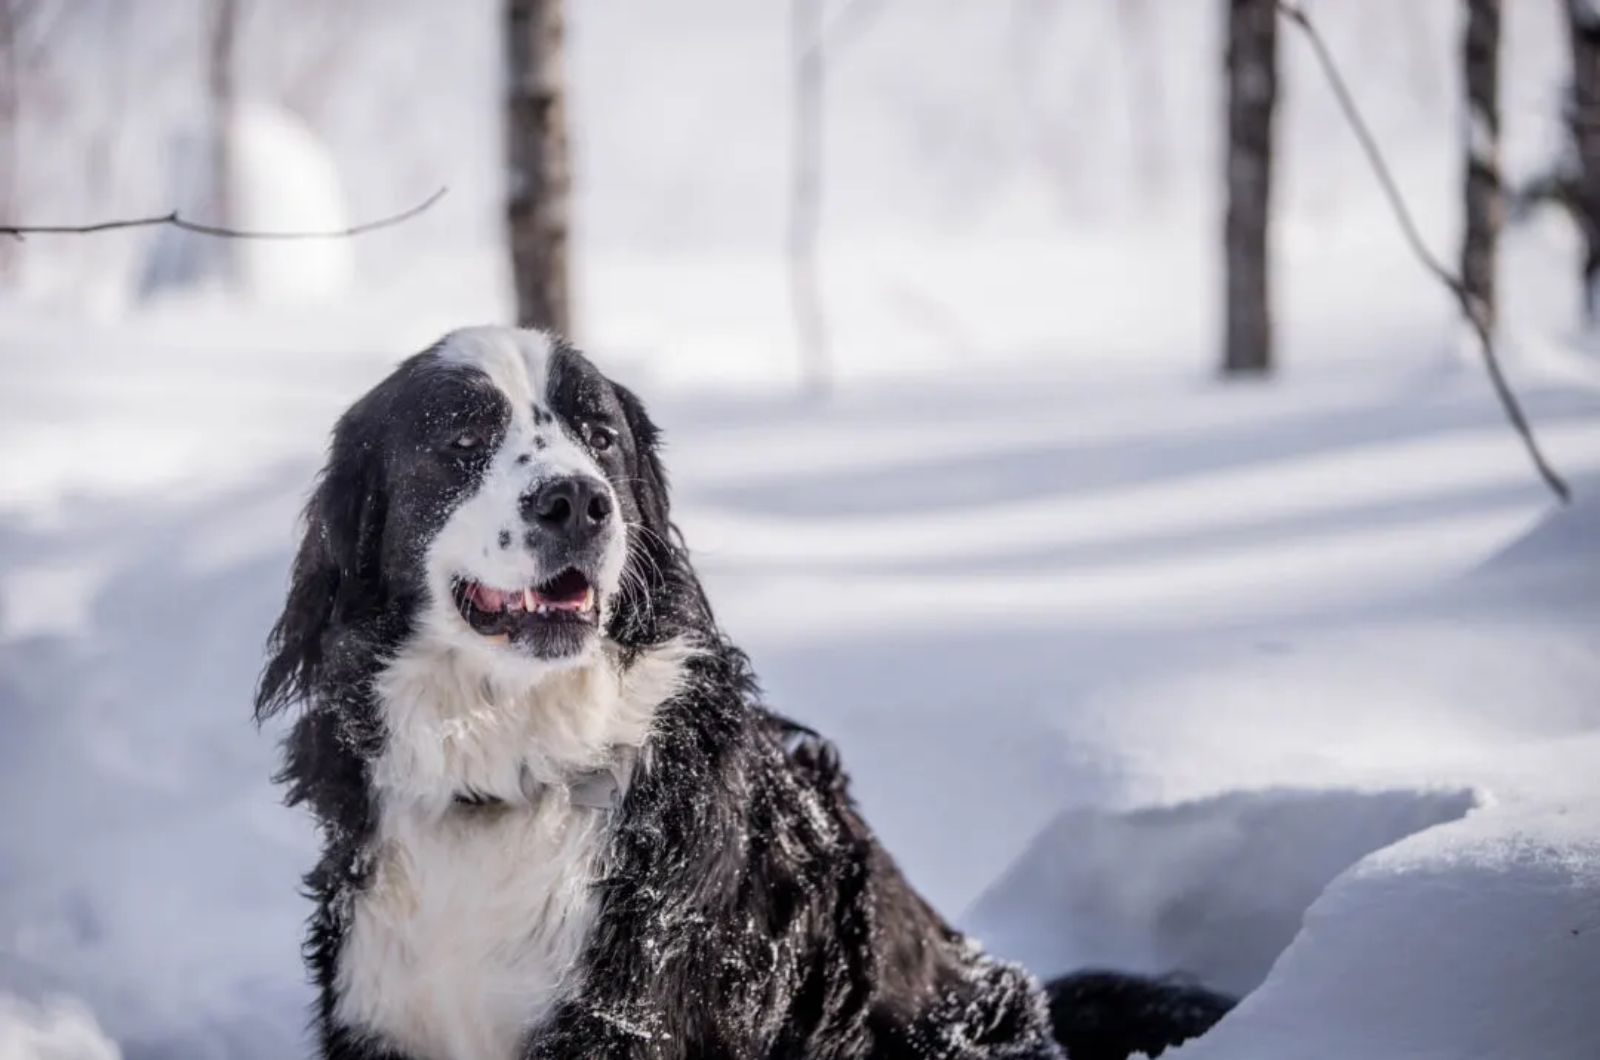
[451,568,599,647]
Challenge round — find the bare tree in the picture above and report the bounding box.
[0,0,70,282]
[1280,1,1569,502]
[0,1,18,281]
[1117,0,1169,198]
[1223,0,1278,376]
[1563,0,1600,319]
[205,0,241,283]
[1514,1,1600,321]
[784,0,891,396]
[505,0,572,336]
[789,0,828,395]
[1459,0,1501,331]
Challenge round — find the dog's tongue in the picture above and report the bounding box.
[470,584,510,612]
[467,574,592,613]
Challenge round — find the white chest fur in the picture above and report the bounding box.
[333,637,691,1060]
[336,796,608,1060]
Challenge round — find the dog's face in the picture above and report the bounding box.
[257,328,682,715]
[388,329,632,670]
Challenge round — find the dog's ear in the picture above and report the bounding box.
[608,379,718,644]
[613,381,671,535]
[255,405,386,721]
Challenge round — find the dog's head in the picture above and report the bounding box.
[255,327,695,719]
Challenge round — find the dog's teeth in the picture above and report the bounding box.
[536,604,550,616]
[581,587,595,612]
[524,587,538,611]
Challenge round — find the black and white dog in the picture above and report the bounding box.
[256,327,1229,1060]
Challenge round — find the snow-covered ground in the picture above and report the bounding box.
[2,307,1597,1058]
[4,1,1600,1057]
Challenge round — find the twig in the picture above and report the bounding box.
[0,186,448,242]
[1278,1,1571,503]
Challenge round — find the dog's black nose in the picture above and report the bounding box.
[523,475,612,543]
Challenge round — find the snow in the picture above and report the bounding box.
[11,331,1596,1060]
[0,997,119,1060]
[3,0,1600,1058]
[1173,785,1600,1060]
[968,787,1484,998]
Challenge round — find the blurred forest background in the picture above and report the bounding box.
[3,2,1600,1058]
[0,0,1593,387]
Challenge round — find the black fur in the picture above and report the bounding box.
[1044,973,1235,1060]
[257,335,1228,1060]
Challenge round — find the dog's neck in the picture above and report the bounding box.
[370,632,694,815]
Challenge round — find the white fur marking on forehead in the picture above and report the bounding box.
[437,326,558,409]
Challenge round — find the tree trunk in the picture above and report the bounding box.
[1223,0,1277,377]
[206,0,239,284]
[788,0,828,394]
[0,0,20,283]
[1565,0,1600,320]
[1460,0,1501,331]
[1118,0,1168,199]
[505,0,572,336]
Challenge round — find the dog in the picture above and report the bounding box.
[256,327,1230,1060]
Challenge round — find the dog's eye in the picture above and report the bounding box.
[451,431,482,451]
[584,424,617,453]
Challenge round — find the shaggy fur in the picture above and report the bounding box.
[1043,973,1235,1060]
[257,327,1228,1060]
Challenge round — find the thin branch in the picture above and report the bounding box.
[1278,1,1571,503]
[0,185,448,242]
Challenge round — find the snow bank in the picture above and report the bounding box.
[2,318,1597,1057]
[1164,494,1600,1059]
[1173,797,1600,1060]
[967,787,1479,996]
[0,996,119,1060]
[950,489,1600,1059]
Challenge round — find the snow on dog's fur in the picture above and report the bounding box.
[256,327,1226,1060]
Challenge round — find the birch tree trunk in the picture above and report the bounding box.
[1460,0,1501,331]
[1223,0,1277,377]
[1566,0,1600,319]
[505,0,572,336]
